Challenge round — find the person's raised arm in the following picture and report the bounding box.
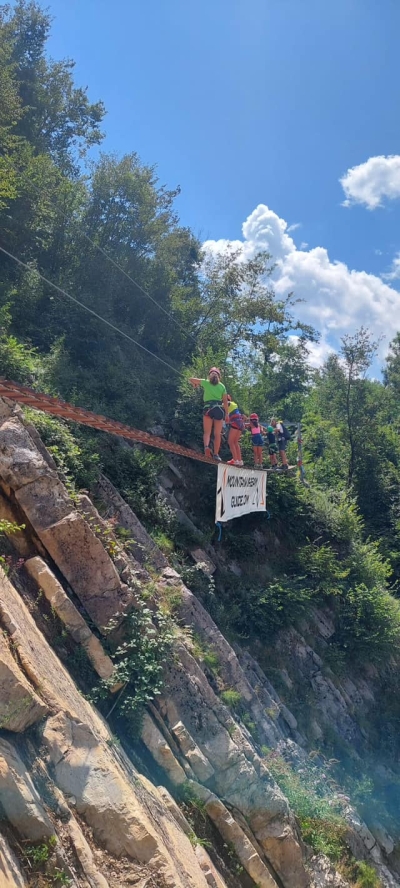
[189,377,202,388]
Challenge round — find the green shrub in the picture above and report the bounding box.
[345,860,381,888]
[151,529,175,555]
[23,409,100,490]
[299,817,347,862]
[220,688,242,709]
[333,583,400,661]
[298,543,349,595]
[0,518,25,573]
[92,597,173,736]
[0,309,40,383]
[191,634,220,675]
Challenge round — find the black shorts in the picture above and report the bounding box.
[203,402,225,420]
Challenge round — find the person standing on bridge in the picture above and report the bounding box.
[248,413,265,469]
[271,418,289,471]
[226,395,244,466]
[189,368,229,461]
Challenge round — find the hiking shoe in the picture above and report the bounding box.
[204,447,212,459]
[213,453,222,462]
[227,459,236,465]
[235,460,244,467]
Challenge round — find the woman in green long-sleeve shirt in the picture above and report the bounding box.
[189,367,229,461]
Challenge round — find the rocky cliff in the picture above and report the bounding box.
[0,397,398,888]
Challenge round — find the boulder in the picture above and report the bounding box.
[252,815,308,888]
[0,398,14,424]
[171,721,214,782]
[187,783,279,888]
[194,845,228,888]
[0,832,27,887]
[0,418,53,490]
[38,512,131,631]
[67,816,110,888]
[15,476,73,532]
[308,854,350,887]
[0,738,54,840]
[190,549,216,576]
[0,628,48,731]
[371,824,395,856]
[24,557,116,683]
[141,713,188,785]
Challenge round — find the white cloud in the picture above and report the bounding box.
[204,204,400,366]
[340,155,400,209]
[382,252,400,282]
[289,335,334,369]
[287,222,302,233]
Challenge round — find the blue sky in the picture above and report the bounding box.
[42,0,400,365]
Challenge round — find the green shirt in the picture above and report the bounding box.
[200,378,226,403]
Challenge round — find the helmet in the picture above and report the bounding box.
[209,367,221,377]
[250,413,258,420]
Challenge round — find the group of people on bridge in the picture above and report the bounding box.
[189,367,290,471]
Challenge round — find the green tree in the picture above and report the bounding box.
[3,0,105,168]
[187,246,316,368]
[384,332,400,395]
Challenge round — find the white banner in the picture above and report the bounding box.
[215,464,267,523]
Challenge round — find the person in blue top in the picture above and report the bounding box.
[189,367,229,461]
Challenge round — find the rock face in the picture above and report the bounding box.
[0,417,53,490]
[67,817,110,888]
[0,832,27,887]
[0,402,398,888]
[190,782,280,888]
[41,710,221,887]
[0,568,225,888]
[95,473,168,571]
[0,405,135,633]
[39,512,128,632]
[0,566,110,730]
[153,635,307,888]
[25,556,116,682]
[0,628,48,731]
[308,855,350,887]
[0,738,54,840]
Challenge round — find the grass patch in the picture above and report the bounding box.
[220,689,242,709]
[264,751,347,862]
